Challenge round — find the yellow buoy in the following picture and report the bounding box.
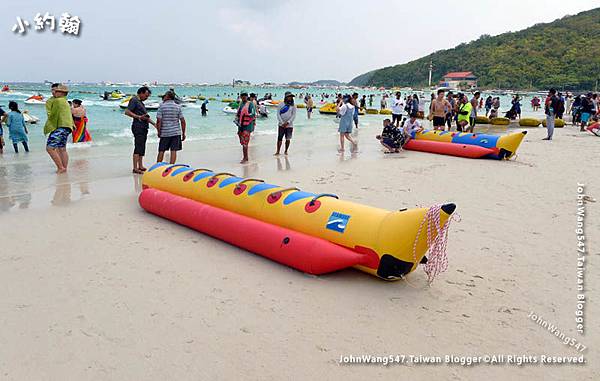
[542,118,565,128]
[490,117,510,125]
[519,118,541,127]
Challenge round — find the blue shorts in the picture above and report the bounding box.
[47,127,71,148]
[581,112,591,123]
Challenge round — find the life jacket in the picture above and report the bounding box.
[457,102,472,123]
[238,102,255,127]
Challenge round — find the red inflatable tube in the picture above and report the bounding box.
[404,139,497,158]
[139,188,375,275]
[586,122,600,136]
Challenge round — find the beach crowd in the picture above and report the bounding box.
[1,83,599,171]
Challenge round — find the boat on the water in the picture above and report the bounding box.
[24,95,46,105]
[222,106,237,114]
[119,96,159,111]
[22,111,39,124]
[100,90,126,101]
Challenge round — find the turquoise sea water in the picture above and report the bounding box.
[0,83,540,212]
[0,83,542,149]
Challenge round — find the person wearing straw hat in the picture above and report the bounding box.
[44,83,74,173]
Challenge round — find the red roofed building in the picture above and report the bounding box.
[440,71,478,89]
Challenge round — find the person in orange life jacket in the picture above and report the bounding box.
[235,91,256,163]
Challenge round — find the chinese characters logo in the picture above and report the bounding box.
[12,12,81,36]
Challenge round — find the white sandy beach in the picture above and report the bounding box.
[0,122,598,380]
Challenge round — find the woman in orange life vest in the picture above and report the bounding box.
[235,91,257,163]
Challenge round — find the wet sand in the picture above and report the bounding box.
[0,119,598,380]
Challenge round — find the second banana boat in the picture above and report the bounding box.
[404,130,527,159]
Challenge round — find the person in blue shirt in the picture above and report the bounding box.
[6,101,29,153]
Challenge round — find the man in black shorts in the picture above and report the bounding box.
[430,89,451,131]
[125,86,156,174]
[275,91,296,155]
[156,90,186,164]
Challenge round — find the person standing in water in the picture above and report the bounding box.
[305,94,314,119]
[352,92,360,129]
[235,91,256,163]
[44,84,74,173]
[337,95,358,153]
[71,99,92,143]
[6,101,29,153]
[125,86,156,174]
[0,106,6,154]
[380,95,387,110]
[275,92,297,156]
[201,100,208,116]
[485,96,493,116]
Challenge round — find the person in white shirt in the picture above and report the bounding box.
[337,95,358,153]
[391,92,404,127]
[403,113,424,144]
[275,92,297,155]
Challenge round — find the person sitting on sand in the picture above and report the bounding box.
[44,83,74,173]
[376,118,403,153]
[403,113,424,145]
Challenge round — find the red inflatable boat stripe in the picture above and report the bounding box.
[139,188,375,275]
[404,139,497,158]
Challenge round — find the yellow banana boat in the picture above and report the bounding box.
[141,163,456,281]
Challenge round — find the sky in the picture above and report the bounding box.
[1,0,598,84]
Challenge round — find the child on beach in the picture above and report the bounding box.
[6,101,29,153]
[376,118,403,153]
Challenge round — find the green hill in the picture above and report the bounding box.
[349,8,600,90]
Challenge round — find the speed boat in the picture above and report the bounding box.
[22,111,40,124]
[24,95,46,105]
[119,97,159,111]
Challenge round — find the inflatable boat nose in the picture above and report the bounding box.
[441,203,456,215]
